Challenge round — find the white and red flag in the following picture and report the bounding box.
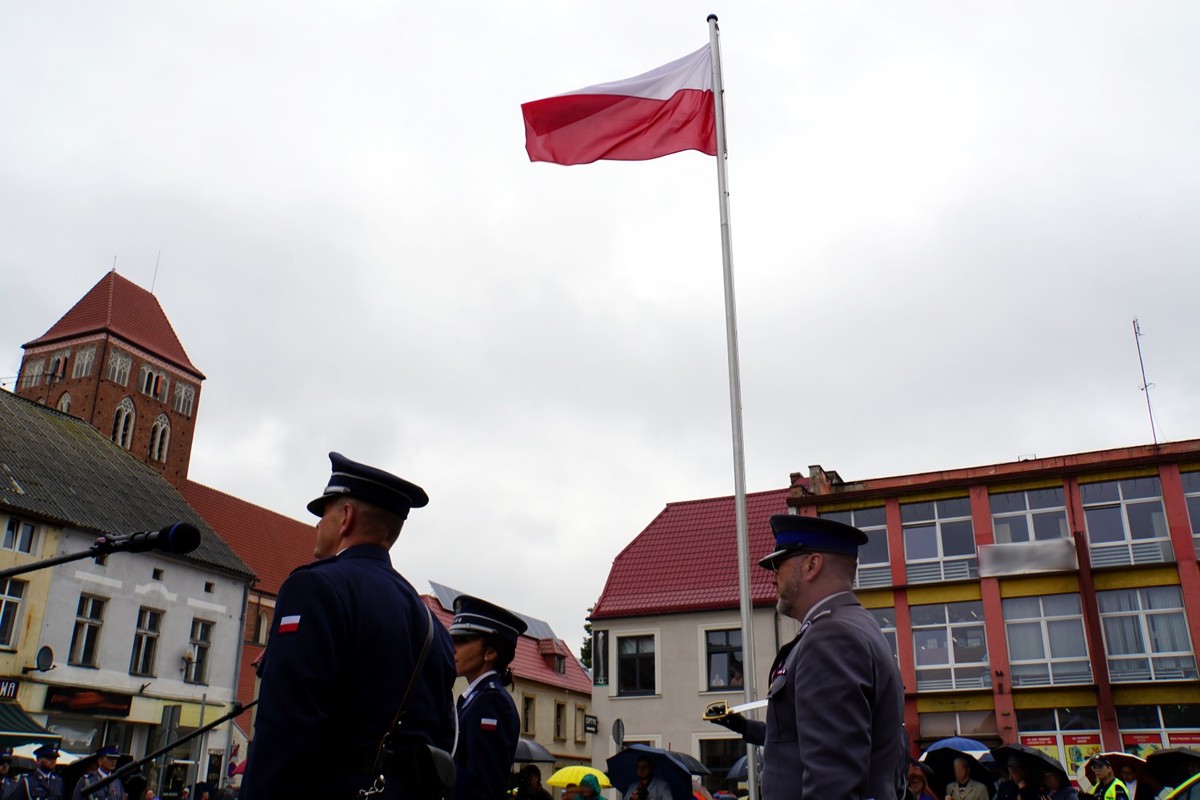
[521,44,717,166]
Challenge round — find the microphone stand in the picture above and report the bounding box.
[0,537,166,580]
[80,700,258,795]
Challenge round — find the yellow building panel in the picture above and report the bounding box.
[1093,567,1180,591]
[896,490,971,505]
[999,575,1081,598]
[857,589,896,609]
[906,583,982,605]
[916,693,995,712]
[1076,467,1159,484]
[1011,688,1097,708]
[987,478,1067,494]
[1112,685,1200,705]
[1180,464,1200,475]
[814,500,887,513]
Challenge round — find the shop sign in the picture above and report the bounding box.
[1169,732,1200,746]
[43,686,132,717]
[584,715,599,734]
[0,679,19,701]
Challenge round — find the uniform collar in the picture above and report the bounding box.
[801,590,856,626]
[462,669,498,699]
[334,543,391,561]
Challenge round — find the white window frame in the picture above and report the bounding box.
[148,414,171,463]
[902,498,978,583]
[129,607,162,677]
[821,507,890,588]
[911,600,990,692]
[1002,593,1092,687]
[1098,586,1197,682]
[2,516,39,555]
[0,579,28,650]
[868,607,899,664]
[172,383,195,416]
[112,397,135,449]
[612,628,660,699]
[1081,477,1173,567]
[20,357,45,389]
[69,594,107,667]
[697,621,744,694]
[106,351,132,386]
[990,487,1069,543]
[185,618,213,684]
[1180,470,1200,559]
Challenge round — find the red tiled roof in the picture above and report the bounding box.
[24,271,204,378]
[590,488,791,620]
[182,480,316,595]
[425,597,592,694]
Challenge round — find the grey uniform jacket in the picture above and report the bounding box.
[744,592,905,800]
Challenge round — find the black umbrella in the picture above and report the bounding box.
[607,744,693,800]
[514,738,556,764]
[920,748,995,797]
[1146,747,1200,788]
[991,744,1068,784]
[668,751,710,776]
[726,756,747,781]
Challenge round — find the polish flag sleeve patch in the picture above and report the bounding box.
[278,615,301,634]
[480,718,498,731]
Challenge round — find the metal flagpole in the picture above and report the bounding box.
[707,15,760,800]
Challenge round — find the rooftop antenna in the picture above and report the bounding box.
[151,249,162,294]
[1132,318,1159,445]
[111,255,117,273]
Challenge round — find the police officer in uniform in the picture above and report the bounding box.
[709,515,905,800]
[11,744,63,800]
[240,453,457,799]
[69,745,124,800]
[0,746,17,799]
[1088,757,1130,800]
[449,595,527,800]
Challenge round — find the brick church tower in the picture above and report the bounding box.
[14,270,205,488]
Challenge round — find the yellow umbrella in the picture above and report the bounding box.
[546,766,612,788]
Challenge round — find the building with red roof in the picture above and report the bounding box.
[427,584,594,770]
[588,442,1200,785]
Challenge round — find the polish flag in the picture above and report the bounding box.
[522,45,716,166]
[278,615,301,634]
[480,718,498,731]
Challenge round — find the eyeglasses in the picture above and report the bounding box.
[766,550,817,573]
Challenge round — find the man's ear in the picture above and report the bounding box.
[335,500,357,539]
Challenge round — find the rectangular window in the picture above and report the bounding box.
[902,497,977,583]
[2,517,37,554]
[72,346,96,379]
[554,702,566,740]
[1002,594,1091,687]
[592,629,608,687]
[106,351,131,386]
[129,607,162,677]
[822,507,890,588]
[1081,478,1172,566]
[698,738,745,783]
[521,695,535,736]
[704,628,743,691]
[1181,471,1200,559]
[911,600,989,691]
[990,487,1069,543]
[616,634,656,696]
[69,595,107,667]
[185,618,213,684]
[1098,586,1197,682]
[0,579,27,649]
[574,704,587,743]
[869,607,899,663]
[1014,707,1102,778]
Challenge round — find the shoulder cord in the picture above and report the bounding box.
[359,602,437,799]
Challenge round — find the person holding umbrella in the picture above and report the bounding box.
[621,756,671,800]
[945,757,988,800]
[1039,769,1079,800]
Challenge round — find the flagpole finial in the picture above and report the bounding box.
[707,13,718,21]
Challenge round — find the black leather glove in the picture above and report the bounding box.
[708,711,747,734]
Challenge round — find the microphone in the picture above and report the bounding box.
[95,523,201,555]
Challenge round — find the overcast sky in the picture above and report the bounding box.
[3,2,1198,655]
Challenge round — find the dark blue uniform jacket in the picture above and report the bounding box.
[453,674,519,800]
[11,770,63,800]
[241,544,457,799]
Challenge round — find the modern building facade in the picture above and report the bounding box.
[589,441,1200,784]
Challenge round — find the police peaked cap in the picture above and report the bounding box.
[758,514,868,570]
[33,743,59,759]
[450,595,528,650]
[95,744,121,758]
[307,452,429,518]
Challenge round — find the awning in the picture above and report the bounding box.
[0,703,60,748]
